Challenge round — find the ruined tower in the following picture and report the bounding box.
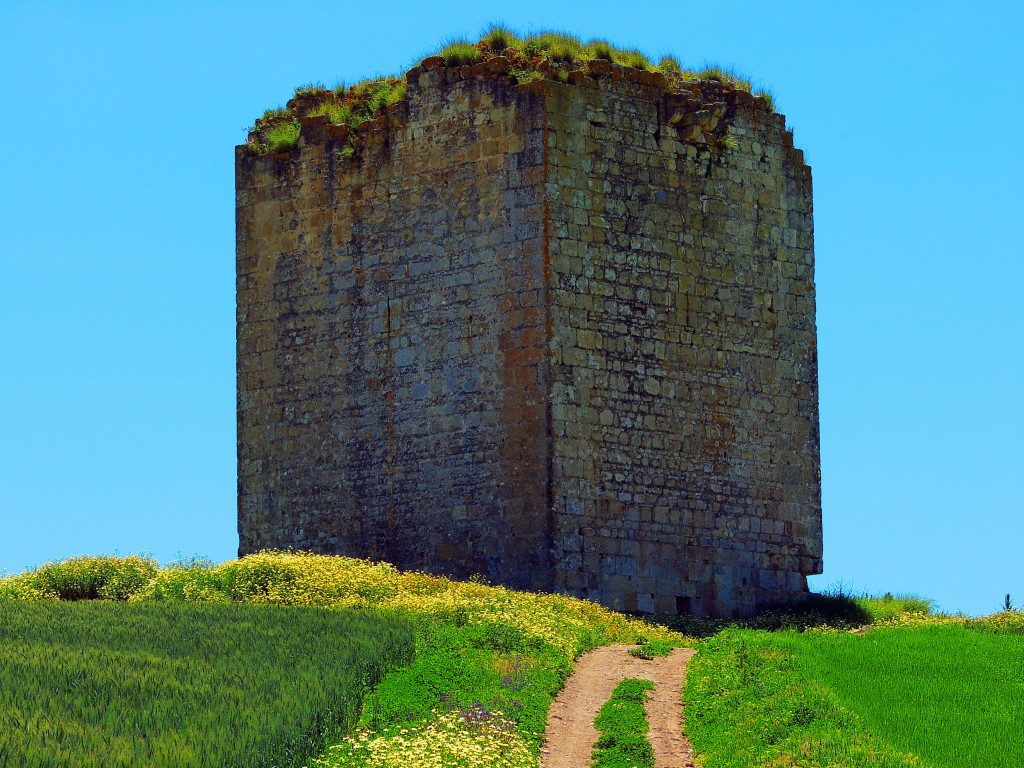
[236,50,822,617]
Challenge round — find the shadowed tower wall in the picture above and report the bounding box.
[236,58,822,616]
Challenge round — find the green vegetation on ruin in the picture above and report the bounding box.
[591,678,656,768]
[244,25,775,155]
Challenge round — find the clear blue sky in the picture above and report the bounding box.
[2,2,1021,616]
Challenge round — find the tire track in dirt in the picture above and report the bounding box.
[540,644,697,768]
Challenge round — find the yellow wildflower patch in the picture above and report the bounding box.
[130,551,682,655]
[310,708,536,768]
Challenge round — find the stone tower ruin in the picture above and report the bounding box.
[236,52,822,617]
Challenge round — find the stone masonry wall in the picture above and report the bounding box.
[237,68,555,588]
[541,70,821,617]
[237,57,822,616]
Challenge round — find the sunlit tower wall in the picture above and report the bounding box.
[236,54,822,617]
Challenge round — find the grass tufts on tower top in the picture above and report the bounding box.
[244,26,776,155]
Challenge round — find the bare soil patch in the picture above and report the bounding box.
[540,644,697,768]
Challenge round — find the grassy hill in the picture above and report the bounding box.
[686,603,1024,768]
[1,553,1020,767]
[1,553,680,767]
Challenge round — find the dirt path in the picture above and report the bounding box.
[540,644,697,768]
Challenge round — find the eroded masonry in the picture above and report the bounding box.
[236,56,822,617]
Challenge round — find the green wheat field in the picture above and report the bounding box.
[0,600,413,768]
